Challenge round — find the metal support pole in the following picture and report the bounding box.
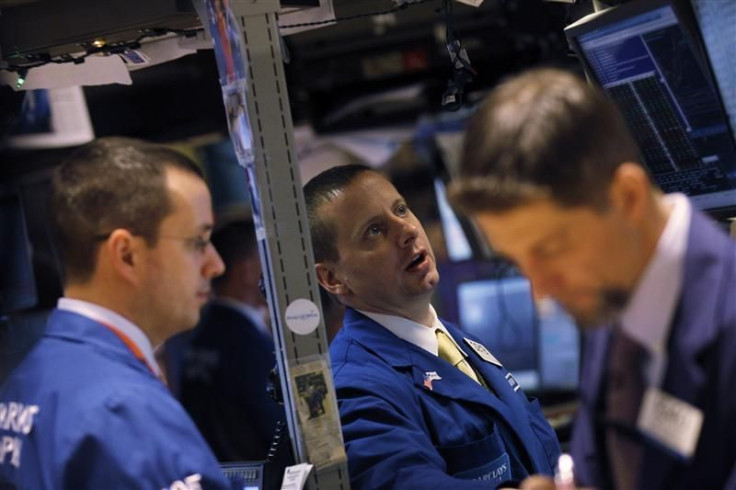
[203,1,350,488]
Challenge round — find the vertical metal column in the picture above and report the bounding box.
[207,1,350,489]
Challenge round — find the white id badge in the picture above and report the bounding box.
[637,387,703,459]
[464,338,503,367]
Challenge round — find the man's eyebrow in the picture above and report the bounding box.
[530,225,568,254]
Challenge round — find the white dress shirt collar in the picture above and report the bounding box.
[356,305,466,357]
[57,297,161,376]
[620,193,690,362]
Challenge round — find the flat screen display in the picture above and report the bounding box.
[566,0,736,213]
[436,261,580,393]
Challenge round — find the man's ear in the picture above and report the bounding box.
[609,162,650,225]
[315,262,350,297]
[106,229,143,284]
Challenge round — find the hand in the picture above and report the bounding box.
[518,475,556,490]
[516,475,594,490]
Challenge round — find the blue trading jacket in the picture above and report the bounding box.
[0,309,230,490]
[330,308,561,489]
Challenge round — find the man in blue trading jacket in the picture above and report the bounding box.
[0,137,230,489]
[303,164,561,489]
[449,68,736,490]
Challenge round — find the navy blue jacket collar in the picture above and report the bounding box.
[44,308,157,380]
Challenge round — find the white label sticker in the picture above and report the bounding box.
[284,299,321,335]
[637,387,703,459]
[464,338,503,367]
[280,462,313,490]
[120,49,151,65]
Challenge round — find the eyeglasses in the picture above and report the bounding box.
[161,235,212,254]
[95,231,213,255]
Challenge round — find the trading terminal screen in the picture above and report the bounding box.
[457,277,579,393]
[566,0,736,213]
[436,261,580,395]
[690,0,736,143]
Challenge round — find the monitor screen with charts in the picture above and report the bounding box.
[436,261,580,395]
[565,0,736,215]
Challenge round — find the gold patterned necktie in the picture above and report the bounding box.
[436,329,483,386]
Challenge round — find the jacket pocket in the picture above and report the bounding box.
[437,429,510,482]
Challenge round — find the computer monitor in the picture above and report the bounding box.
[565,0,736,216]
[0,189,37,314]
[435,260,580,394]
[458,276,539,389]
[434,178,473,262]
[690,0,736,141]
[220,462,265,490]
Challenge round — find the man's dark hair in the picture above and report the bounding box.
[449,68,644,213]
[211,219,258,292]
[51,136,203,284]
[303,164,373,263]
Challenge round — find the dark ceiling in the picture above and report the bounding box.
[1,0,588,146]
[286,0,579,131]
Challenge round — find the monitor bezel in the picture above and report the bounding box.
[434,258,581,395]
[565,0,736,217]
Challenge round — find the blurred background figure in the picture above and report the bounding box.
[161,215,289,465]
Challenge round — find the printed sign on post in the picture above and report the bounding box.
[289,357,346,469]
[284,299,321,335]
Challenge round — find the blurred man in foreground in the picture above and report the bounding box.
[450,68,736,490]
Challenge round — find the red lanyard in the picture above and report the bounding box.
[100,321,157,376]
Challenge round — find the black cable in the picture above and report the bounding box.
[278,0,435,30]
[2,28,202,74]
[443,0,473,73]
[439,0,477,110]
[444,0,456,45]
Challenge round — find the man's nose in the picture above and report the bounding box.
[521,262,564,299]
[204,244,226,279]
[395,219,419,248]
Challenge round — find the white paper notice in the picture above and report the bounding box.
[280,463,314,490]
[7,86,94,149]
[290,358,347,469]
